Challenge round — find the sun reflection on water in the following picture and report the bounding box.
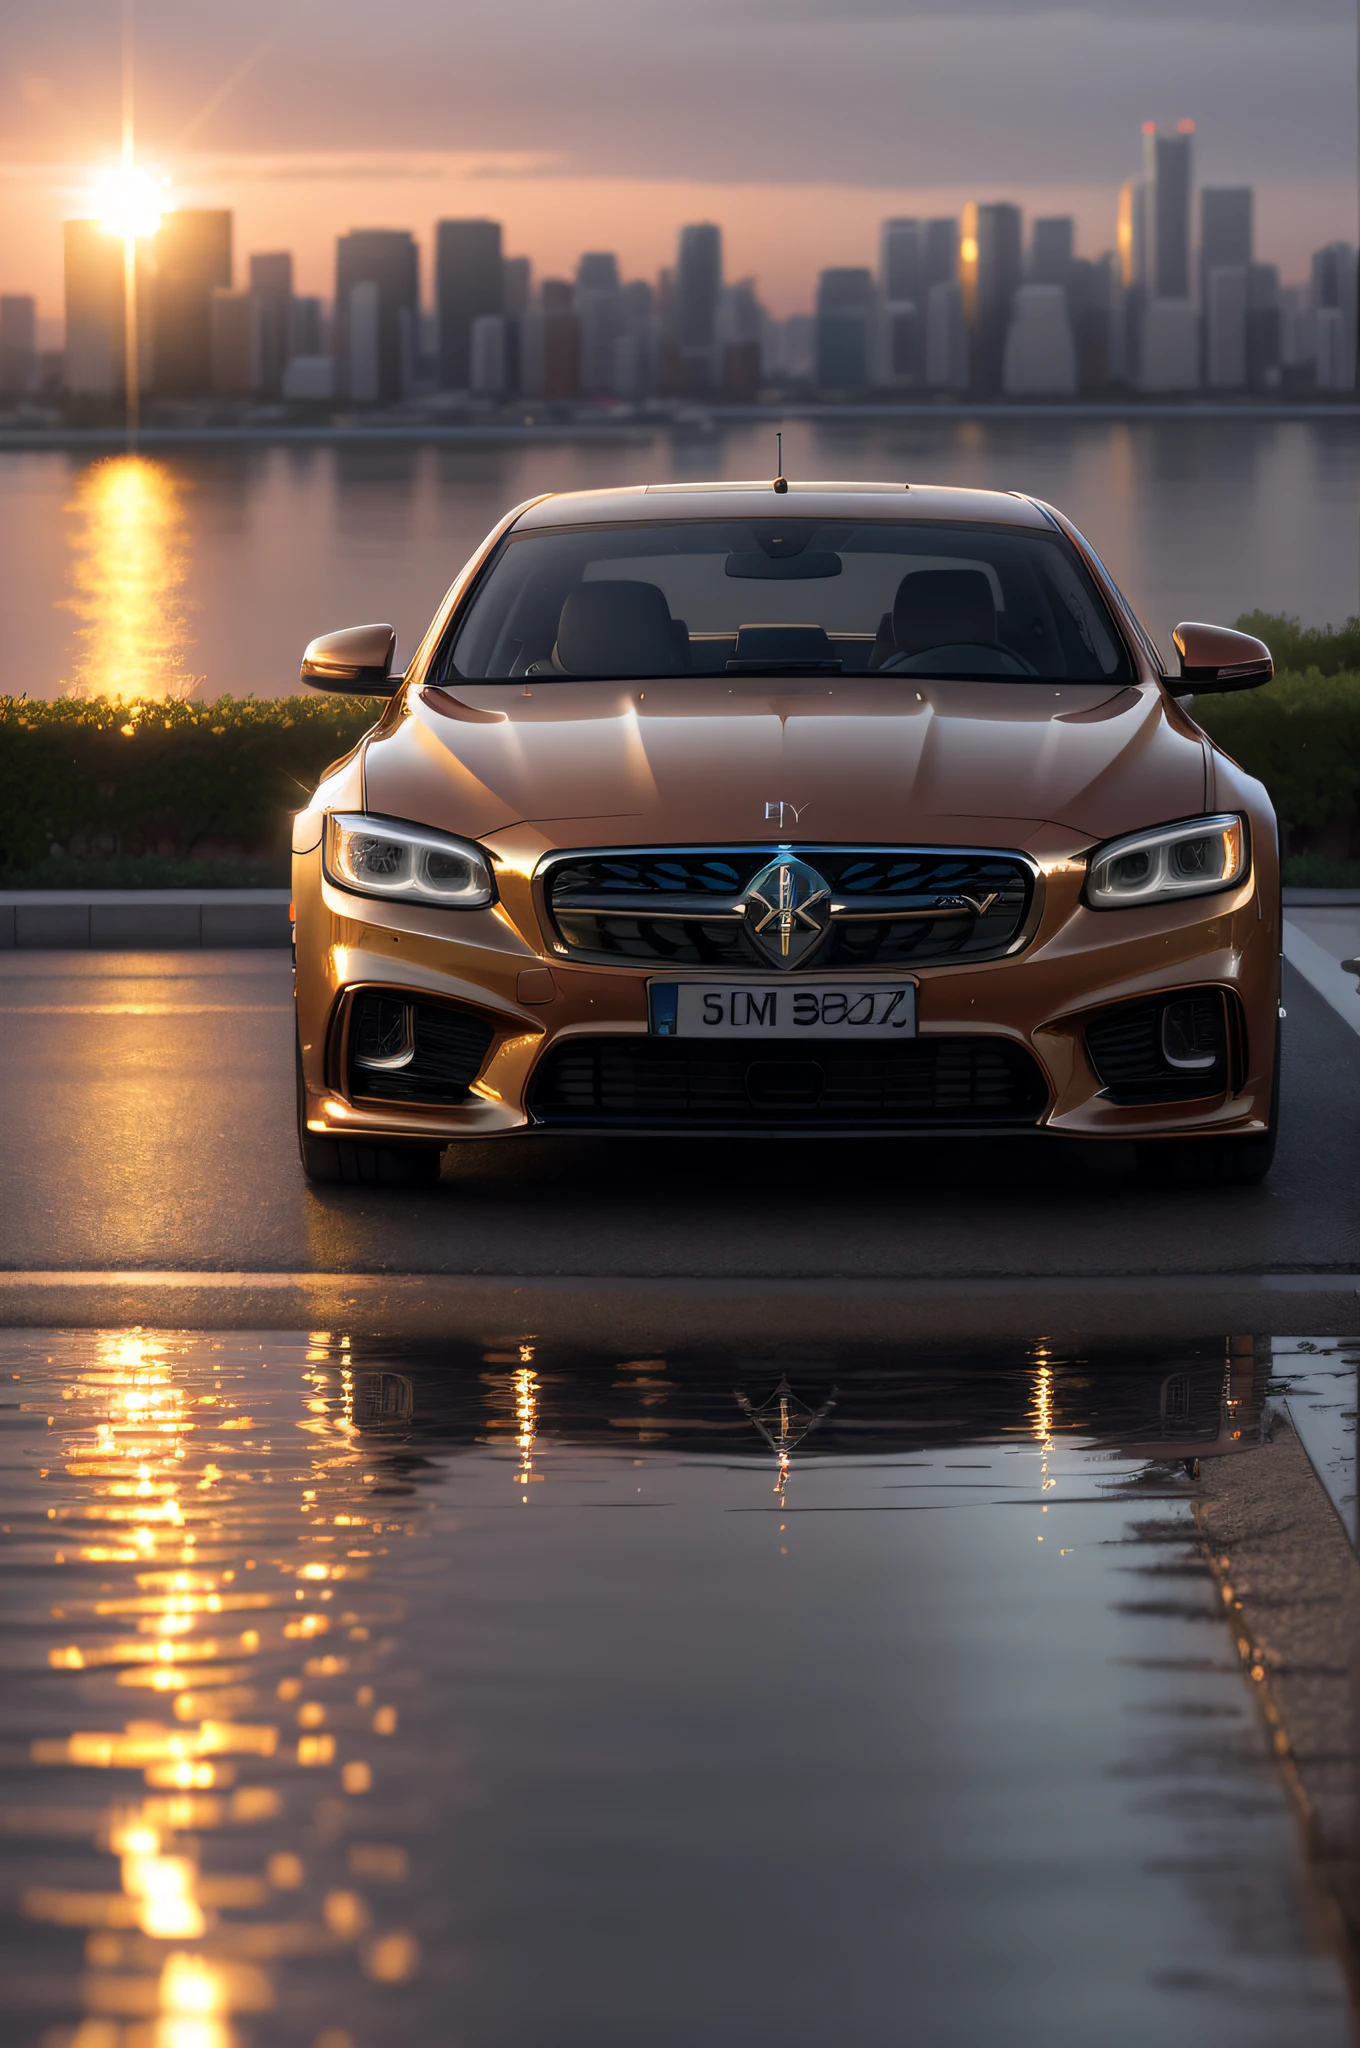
[8,1330,421,2047]
[59,456,198,702]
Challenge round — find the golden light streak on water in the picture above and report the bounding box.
[58,456,199,703]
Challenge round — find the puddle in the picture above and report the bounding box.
[0,1331,1349,2048]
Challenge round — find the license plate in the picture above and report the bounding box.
[648,981,917,1039]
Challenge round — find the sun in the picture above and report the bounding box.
[93,163,167,240]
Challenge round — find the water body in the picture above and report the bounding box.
[1,416,1357,702]
[0,1329,1348,2048]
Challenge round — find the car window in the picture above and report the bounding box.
[435,519,1134,684]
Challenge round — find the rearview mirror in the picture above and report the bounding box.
[300,623,403,696]
[1171,621,1272,694]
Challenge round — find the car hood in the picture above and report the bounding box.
[361,676,1207,850]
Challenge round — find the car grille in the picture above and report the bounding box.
[527,1035,1049,1130]
[541,847,1034,969]
[347,991,495,1105]
[1084,991,1238,1105]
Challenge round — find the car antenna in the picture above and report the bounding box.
[773,430,788,495]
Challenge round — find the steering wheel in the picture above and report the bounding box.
[880,642,1038,677]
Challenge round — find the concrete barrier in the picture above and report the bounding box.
[0,890,291,949]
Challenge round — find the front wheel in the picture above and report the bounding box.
[295,1036,443,1187]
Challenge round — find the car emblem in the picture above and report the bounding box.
[743,855,832,968]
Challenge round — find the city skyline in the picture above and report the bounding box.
[19,116,1353,410]
[2,0,1358,320]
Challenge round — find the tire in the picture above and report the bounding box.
[1135,1018,1280,1189]
[295,1036,443,1188]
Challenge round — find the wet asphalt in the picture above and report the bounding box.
[0,949,1355,1302]
[0,1331,1352,2048]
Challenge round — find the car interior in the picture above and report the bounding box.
[439,519,1132,683]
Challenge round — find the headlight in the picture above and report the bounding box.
[1085,814,1247,909]
[324,813,495,908]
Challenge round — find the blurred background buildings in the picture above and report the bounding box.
[8,117,1354,413]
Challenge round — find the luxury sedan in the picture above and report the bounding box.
[291,480,1278,1187]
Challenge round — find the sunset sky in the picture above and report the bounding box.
[2,0,1355,321]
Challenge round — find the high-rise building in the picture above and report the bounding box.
[289,296,323,361]
[1142,122,1193,300]
[612,278,660,399]
[878,220,923,389]
[815,268,875,393]
[1204,269,1248,389]
[469,315,507,397]
[666,223,722,393]
[153,209,232,396]
[1139,297,1198,391]
[249,251,293,398]
[674,224,721,348]
[1029,218,1074,287]
[1199,190,1251,296]
[923,219,959,289]
[1003,284,1076,396]
[521,279,580,401]
[960,201,1022,396]
[880,220,923,304]
[435,220,503,391]
[502,256,532,395]
[1068,256,1120,390]
[925,281,966,389]
[0,296,37,395]
[63,220,128,395]
[210,289,255,397]
[575,253,625,395]
[1246,263,1282,392]
[335,229,419,403]
[1311,242,1357,390]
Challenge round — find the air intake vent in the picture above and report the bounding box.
[1085,991,1236,1105]
[346,992,494,1105]
[527,1035,1048,1130]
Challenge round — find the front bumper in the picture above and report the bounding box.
[293,845,1280,1144]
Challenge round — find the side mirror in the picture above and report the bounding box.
[1171,622,1272,694]
[300,623,404,696]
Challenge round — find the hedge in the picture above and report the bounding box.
[3,613,1360,887]
[0,696,377,887]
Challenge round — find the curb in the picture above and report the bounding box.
[0,890,291,950]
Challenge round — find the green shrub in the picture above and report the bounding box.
[1280,855,1360,888]
[1195,666,1360,856]
[0,695,378,885]
[1234,611,1360,676]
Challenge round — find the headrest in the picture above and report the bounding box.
[555,580,682,677]
[891,569,997,656]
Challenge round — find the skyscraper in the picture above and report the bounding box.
[0,296,37,395]
[815,268,875,393]
[153,209,232,396]
[960,202,1022,396]
[249,251,293,398]
[521,279,580,401]
[575,253,625,395]
[674,224,722,349]
[878,221,923,388]
[1029,218,1074,287]
[435,220,503,391]
[923,220,959,289]
[63,220,126,395]
[1311,242,1357,391]
[1199,189,1252,294]
[880,220,923,305]
[334,230,419,403]
[1142,122,1193,300]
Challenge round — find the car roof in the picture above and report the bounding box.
[510,481,1056,532]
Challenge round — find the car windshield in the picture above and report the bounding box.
[435,518,1134,684]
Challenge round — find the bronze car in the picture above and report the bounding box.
[291,480,1278,1187]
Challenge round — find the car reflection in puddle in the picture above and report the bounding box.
[0,1331,1349,2048]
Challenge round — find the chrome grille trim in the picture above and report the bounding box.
[536,845,1042,970]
